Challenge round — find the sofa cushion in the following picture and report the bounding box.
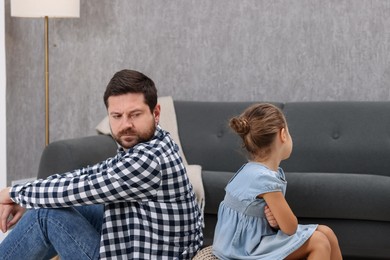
[286,172,390,222]
[203,170,390,222]
[202,170,234,215]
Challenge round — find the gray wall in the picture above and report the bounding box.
[5,0,390,184]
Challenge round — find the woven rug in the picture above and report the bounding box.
[192,246,219,260]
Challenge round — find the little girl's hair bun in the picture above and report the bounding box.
[230,117,250,135]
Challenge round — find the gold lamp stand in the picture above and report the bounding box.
[45,16,49,146]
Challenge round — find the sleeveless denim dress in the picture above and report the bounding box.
[213,162,317,260]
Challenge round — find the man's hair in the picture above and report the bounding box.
[103,69,157,112]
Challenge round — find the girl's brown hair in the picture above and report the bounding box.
[229,103,286,159]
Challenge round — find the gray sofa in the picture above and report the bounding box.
[38,101,390,259]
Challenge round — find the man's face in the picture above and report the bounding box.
[107,93,160,149]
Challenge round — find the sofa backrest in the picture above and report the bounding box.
[282,102,390,177]
[38,100,390,179]
[175,101,390,177]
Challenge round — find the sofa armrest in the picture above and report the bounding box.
[37,135,117,179]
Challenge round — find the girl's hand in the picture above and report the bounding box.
[0,203,25,233]
[264,205,279,229]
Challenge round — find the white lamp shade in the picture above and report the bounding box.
[11,0,80,18]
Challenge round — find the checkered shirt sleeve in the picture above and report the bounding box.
[10,146,162,208]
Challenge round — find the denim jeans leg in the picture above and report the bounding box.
[0,209,55,259]
[74,204,104,233]
[0,205,104,260]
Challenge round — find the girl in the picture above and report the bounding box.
[212,103,342,260]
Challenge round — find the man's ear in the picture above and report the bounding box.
[153,104,161,125]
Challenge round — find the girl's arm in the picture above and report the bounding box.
[262,191,298,235]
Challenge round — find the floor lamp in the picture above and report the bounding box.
[11,0,80,146]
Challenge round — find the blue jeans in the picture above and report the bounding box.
[0,205,104,260]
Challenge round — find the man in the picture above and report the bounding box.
[0,69,203,259]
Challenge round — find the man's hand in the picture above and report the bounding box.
[264,205,279,229]
[0,187,25,233]
[0,187,13,204]
[0,203,25,233]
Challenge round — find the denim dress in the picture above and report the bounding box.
[212,162,317,260]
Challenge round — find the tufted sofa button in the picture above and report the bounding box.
[332,131,340,139]
[216,127,224,138]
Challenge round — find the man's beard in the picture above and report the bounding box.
[114,123,156,149]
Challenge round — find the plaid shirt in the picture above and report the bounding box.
[10,126,203,259]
